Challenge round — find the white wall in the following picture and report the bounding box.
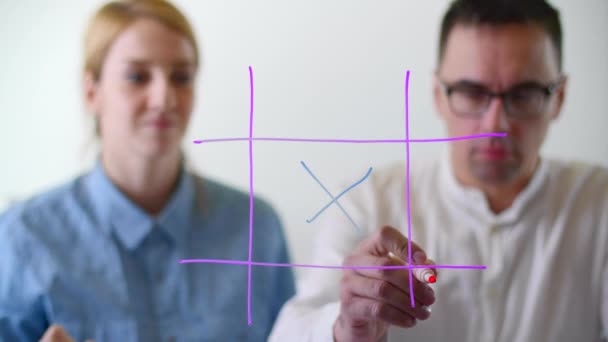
[1,0,607,278]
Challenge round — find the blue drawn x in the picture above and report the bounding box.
[300,161,373,232]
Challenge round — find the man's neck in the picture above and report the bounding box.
[454,158,539,215]
[482,183,526,214]
[101,150,182,216]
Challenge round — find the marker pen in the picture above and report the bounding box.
[388,251,437,284]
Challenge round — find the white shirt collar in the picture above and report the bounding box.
[439,147,550,225]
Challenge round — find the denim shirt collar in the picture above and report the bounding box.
[85,159,198,250]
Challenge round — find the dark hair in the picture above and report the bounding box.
[438,0,562,70]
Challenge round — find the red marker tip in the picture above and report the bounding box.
[428,275,436,284]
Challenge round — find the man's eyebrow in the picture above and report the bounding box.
[449,79,488,88]
[507,80,550,89]
[448,79,551,90]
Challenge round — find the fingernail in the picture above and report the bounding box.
[418,306,431,320]
[413,251,426,263]
[405,318,417,327]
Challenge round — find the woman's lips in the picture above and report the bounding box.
[150,119,172,129]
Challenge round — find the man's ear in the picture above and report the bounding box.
[432,72,445,120]
[83,71,100,115]
[551,75,568,121]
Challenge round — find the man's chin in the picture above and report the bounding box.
[471,162,519,185]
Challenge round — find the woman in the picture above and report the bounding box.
[0,0,295,341]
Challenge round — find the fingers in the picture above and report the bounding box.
[343,253,436,306]
[337,225,438,336]
[366,226,439,284]
[340,272,432,321]
[356,226,426,264]
[40,325,75,342]
[340,295,417,328]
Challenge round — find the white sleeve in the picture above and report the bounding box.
[602,222,608,341]
[600,177,608,342]
[602,269,607,341]
[269,171,380,342]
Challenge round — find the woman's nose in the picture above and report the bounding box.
[149,76,177,111]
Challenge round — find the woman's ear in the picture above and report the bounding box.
[83,71,100,115]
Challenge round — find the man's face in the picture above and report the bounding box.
[434,23,566,186]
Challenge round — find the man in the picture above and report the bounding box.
[269,0,608,341]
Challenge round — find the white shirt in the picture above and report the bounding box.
[270,152,608,342]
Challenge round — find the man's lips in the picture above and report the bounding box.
[476,148,510,160]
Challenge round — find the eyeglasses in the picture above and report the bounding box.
[438,77,564,119]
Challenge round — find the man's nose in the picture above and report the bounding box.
[480,96,510,133]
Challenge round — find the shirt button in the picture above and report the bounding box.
[167,337,176,342]
[156,272,164,281]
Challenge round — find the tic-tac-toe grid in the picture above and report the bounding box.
[181,67,501,325]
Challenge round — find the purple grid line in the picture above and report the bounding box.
[404,70,416,308]
[180,259,487,270]
[247,66,255,325]
[192,134,506,145]
[187,67,494,326]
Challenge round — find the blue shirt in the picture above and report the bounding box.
[0,162,295,341]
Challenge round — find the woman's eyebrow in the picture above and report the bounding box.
[124,59,150,66]
[123,59,195,68]
[172,60,196,68]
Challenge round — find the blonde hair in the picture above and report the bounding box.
[83,0,200,81]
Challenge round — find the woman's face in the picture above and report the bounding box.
[86,18,197,160]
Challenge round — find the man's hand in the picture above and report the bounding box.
[333,226,437,342]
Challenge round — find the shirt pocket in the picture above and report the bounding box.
[57,318,138,342]
[175,312,251,342]
[91,319,138,342]
[206,318,250,341]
